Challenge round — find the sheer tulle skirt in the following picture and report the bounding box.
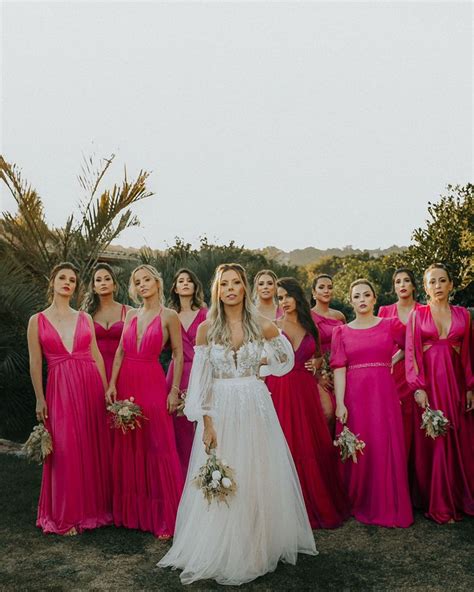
[158,376,317,585]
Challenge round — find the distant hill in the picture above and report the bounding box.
[257,245,406,266]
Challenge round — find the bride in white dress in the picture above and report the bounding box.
[158,263,317,585]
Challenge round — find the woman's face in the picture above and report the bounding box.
[256,274,276,301]
[53,268,77,299]
[133,268,159,300]
[350,284,376,315]
[312,277,333,305]
[94,268,115,297]
[277,286,297,314]
[424,268,452,302]
[175,273,195,297]
[219,270,245,306]
[394,272,415,300]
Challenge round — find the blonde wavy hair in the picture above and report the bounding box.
[252,269,279,304]
[128,264,164,306]
[207,263,262,348]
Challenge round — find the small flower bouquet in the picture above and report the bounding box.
[193,449,237,506]
[334,425,366,463]
[176,389,187,417]
[318,352,334,388]
[107,397,147,433]
[22,423,53,464]
[420,406,449,439]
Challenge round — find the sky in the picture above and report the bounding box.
[1,0,472,252]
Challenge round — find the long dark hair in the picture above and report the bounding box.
[392,268,418,297]
[168,268,205,312]
[310,274,333,307]
[83,263,119,315]
[277,277,321,356]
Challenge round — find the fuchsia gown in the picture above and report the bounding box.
[331,319,413,527]
[94,305,127,380]
[112,313,184,537]
[36,312,112,534]
[166,307,207,477]
[405,304,474,523]
[378,302,422,462]
[266,333,349,529]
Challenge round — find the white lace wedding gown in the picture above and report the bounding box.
[158,336,317,585]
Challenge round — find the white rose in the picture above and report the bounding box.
[211,470,222,481]
[221,477,232,488]
[210,480,219,489]
[221,460,228,466]
[118,408,129,416]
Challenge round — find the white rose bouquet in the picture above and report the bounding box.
[420,406,449,439]
[334,425,366,463]
[193,449,237,506]
[107,397,147,434]
[22,423,53,464]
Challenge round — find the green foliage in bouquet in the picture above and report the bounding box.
[334,425,366,464]
[193,449,237,507]
[420,406,450,439]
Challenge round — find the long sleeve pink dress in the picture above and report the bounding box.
[36,312,113,534]
[405,304,474,523]
[331,318,413,527]
[112,313,184,537]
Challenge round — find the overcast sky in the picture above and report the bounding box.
[1,1,472,252]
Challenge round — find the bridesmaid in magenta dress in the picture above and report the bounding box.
[405,263,474,523]
[84,263,132,380]
[253,269,281,320]
[378,268,422,462]
[106,264,184,537]
[309,274,346,432]
[266,277,349,529]
[167,268,207,476]
[331,279,413,528]
[27,262,112,535]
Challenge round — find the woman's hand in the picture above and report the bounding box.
[105,385,117,405]
[304,357,322,376]
[335,403,348,424]
[466,391,473,412]
[414,389,429,409]
[203,424,218,454]
[167,388,180,414]
[35,398,48,422]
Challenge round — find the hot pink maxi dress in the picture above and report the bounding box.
[166,307,207,477]
[36,311,113,534]
[112,313,184,537]
[331,318,413,527]
[405,304,474,523]
[266,333,350,529]
[378,302,422,462]
[94,305,127,380]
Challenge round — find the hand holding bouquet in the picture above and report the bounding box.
[107,397,147,433]
[420,406,449,439]
[318,351,334,389]
[22,423,53,464]
[175,389,187,416]
[334,424,366,463]
[193,449,237,506]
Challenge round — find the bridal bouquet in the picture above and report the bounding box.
[193,449,237,506]
[420,406,449,439]
[22,423,53,464]
[334,425,366,463]
[318,351,334,387]
[107,397,147,433]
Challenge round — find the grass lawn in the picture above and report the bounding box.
[1,453,473,591]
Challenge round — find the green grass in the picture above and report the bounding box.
[1,453,473,591]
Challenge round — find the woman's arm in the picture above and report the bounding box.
[194,321,217,452]
[85,314,108,392]
[165,309,184,414]
[27,315,47,422]
[105,310,134,403]
[334,367,348,423]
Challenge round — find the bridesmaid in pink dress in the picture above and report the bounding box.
[267,277,349,529]
[84,263,132,380]
[167,268,207,476]
[253,269,281,320]
[378,268,422,463]
[27,262,112,535]
[405,263,474,523]
[309,274,346,432]
[331,279,413,528]
[106,264,184,537]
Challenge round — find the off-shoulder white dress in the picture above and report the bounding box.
[158,336,317,585]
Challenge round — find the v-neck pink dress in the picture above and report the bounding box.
[331,319,413,527]
[166,307,207,477]
[406,304,474,523]
[94,305,127,380]
[36,311,113,534]
[112,314,184,537]
[378,302,422,463]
